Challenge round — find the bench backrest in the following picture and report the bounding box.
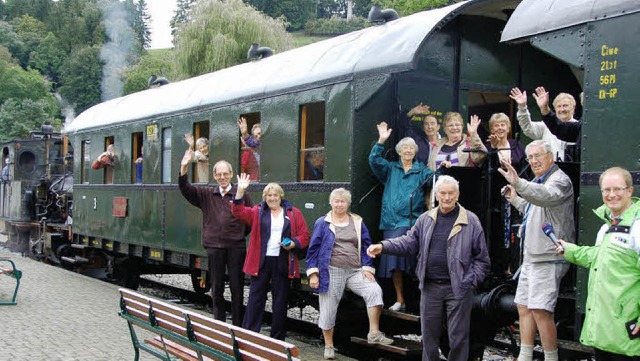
[119,288,300,361]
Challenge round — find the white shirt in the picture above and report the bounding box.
[266,211,284,256]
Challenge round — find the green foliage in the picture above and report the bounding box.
[0,21,27,67]
[58,45,103,114]
[0,98,55,141]
[374,0,459,16]
[244,0,315,31]
[123,50,181,95]
[175,0,294,78]
[305,16,368,36]
[0,58,54,106]
[170,0,196,40]
[30,32,66,84]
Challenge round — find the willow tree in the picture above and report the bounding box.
[174,0,294,77]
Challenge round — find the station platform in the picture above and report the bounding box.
[0,237,354,361]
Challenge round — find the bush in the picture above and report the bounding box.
[305,16,368,36]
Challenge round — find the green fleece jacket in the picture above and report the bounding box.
[563,197,640,356]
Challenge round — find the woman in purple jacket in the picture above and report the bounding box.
[306,188,392,360]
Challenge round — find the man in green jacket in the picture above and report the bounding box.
[557,167,640,360]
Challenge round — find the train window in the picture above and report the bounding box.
[189,120,210,183]
[132,132,143,184]
[299,102,325,181]
[18,151,36,175]
[104,137,114,184]
[238,112,260,181]
[81,140,90,184]
[162,127,172,183]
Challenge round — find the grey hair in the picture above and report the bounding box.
[329,187,352,206]
[395,137,419,154]
[213,160,233,175]
[196,137,209,148]
[434,175,459,193]
[525,140,553,155]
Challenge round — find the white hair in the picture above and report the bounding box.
[434,175,459,193]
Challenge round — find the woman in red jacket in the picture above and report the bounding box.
[232,173,310,340]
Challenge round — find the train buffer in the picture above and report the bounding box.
[118,288,300,361]
[0,257,22,306]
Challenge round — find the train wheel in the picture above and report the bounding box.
[191,271,211,294]
[114,258,141,290]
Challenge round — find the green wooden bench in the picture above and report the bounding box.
[118,288,300,361]
[0,257,22,306]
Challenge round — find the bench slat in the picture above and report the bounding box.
[118,288,299,361]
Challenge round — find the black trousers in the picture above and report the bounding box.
[595,349,640,361]
[242,255,290,340]
[207,247,246,326]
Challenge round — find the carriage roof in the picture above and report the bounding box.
[501,0,640,42]
[64,1,478,134]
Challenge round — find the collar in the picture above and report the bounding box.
[218,184,232,194]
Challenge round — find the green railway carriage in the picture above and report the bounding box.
[502,0,640,349]
[64,0,578,282]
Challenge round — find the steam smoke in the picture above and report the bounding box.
[54,92,76,127]
[99,1,137,101]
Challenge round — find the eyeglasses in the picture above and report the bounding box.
[446,123,462,129]
[601,187,629,195]
[525,152,549,163]
[214,172,231,178]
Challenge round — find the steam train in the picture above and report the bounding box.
[2,0,638,359]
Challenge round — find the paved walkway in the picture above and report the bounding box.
[0,237,355,361]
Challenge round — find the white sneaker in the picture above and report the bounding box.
[388,302,406,312]
[367,332,394,345]
[324,346,336,360]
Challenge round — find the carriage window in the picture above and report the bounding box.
[103,137,114,184]
[162,127,172,184]
[299,102,325,181]
[18,151,36,175]
[132,132,143,184]
[81,140,90,183]
[187,120,210,183]
[238,112,261,181]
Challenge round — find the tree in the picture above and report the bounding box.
[375,0,460,16]
[174,0,294,78]
[58,45,103,114]
[123,50,180,95]
[30,32,66,85]
[0,54,55,107]
[244,0,316,31]
[0,98,54,141]
[125,0,151,51]
[0,21,27,67]
[170,0,196,40]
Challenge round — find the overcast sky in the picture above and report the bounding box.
[147,0,178,49]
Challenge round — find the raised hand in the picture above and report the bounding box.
[237,173,251,191]
[377,121,392,144]
[497,159,519,185]
[181,149,194,167]
[487,134,500,149]
[408,102,430,117]
[184,133,194,149]
[509,87,527,107]
[367,244,383,258]
[532,86,551,115]
[468,115,481,135]
[237,117,248,137]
